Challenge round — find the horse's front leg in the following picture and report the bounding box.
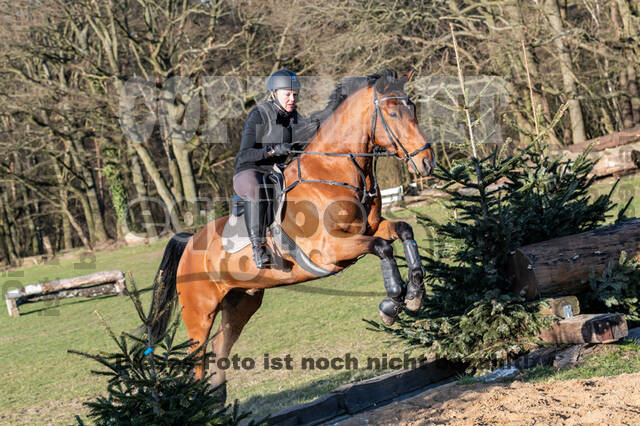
[370,236,407,326]
[374,220,425,312]
[314,230,405,325]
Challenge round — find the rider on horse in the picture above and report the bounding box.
[233,69,302,269]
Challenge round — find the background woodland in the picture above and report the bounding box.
[0,0,638,264]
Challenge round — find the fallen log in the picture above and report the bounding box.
[4,270,126,317]
[539,313,628,344]
[564,125,640,153]
[552,126,640,178]
[509,219,640,300]
[559,141,640,177]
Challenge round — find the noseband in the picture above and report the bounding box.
[370,89,431,173]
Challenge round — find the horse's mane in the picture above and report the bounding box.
[293,69,402,147]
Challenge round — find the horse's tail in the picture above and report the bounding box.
[149,232,192,340]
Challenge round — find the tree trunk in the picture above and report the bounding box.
[51,153,92,250]
[61,203,93,250]
[172,142,199,218]
[620,67,635,128]
[61,209,73,251]
[509,219,640,300]
[53,152,73,251]
[612,1,639,128]
[128,140,181,229]
[167,147,184,209]
[128,147,158,239]
[616,0,637,40]
[502,1,561,145]
[53,148,97,245]
[545,0,587,144]
[67,137,108,242]
[0,192,19,265]
[22,192,40,256]
[628,65,640,125]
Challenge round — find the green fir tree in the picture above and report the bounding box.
[368,143,624,374]
[69,275,253,425]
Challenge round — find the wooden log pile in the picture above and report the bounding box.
[507,218,640,346]
[4,270,126,317]
[553,125,640,177]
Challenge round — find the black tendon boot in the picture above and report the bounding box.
[243,199,271,268]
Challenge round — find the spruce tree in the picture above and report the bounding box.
[368,144,623,374]
[69,275,252,425]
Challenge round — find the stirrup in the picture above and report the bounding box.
[252,244,272,269]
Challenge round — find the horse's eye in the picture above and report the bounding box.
[389,112,398,118]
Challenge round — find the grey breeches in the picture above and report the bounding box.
[233,169,263,202]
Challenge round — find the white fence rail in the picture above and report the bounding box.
[380,185,404,206]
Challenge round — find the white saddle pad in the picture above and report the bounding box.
[221,213,252,254]
[222,166,286,254]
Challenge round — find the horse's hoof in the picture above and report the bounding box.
[379,309,396,326]
[378,297,403,326]
[404,297,422,312]
[404,282,424,311]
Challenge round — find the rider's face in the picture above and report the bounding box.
[275,89,298,112]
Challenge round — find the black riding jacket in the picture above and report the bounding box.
[234,100,298,174]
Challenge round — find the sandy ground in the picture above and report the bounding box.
[337,372,640,425]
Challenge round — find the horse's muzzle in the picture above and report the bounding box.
[422,157,434,176]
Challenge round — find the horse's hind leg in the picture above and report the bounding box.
[177,278,227,381]
[210,289,264,401]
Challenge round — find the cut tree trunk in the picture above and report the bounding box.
[539,313,628,344]
[509,219,640,300]
[563,125,640,153]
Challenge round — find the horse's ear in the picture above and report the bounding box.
[375,69,406,93]
[399,69,415,85]
[375,75,393,94]
[405,69,415,81]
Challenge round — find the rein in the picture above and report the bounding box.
[283,88,431,206]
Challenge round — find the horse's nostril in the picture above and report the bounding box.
[422,158,432,175]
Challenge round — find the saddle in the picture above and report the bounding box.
[221,167,332,277]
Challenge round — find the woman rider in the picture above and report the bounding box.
[233,69,301,269]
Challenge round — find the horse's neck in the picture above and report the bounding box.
[290,88,374,184]
[307,88,372,155]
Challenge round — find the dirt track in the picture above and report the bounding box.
[336,372,640,425]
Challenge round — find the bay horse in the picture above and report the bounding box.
[149,70,435,394]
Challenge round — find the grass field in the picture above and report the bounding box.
[0,204,449,424]
[1,173,639,424]
[518,339,640,383]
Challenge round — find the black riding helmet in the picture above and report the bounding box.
[266,69,302,92]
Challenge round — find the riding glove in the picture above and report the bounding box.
[269,143,293,157]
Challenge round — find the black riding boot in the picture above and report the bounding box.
[244,199,271,269]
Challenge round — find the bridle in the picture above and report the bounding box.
[370,88,431,174]
[284,86,433,205]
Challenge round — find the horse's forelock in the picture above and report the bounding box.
[374,72,406,95]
